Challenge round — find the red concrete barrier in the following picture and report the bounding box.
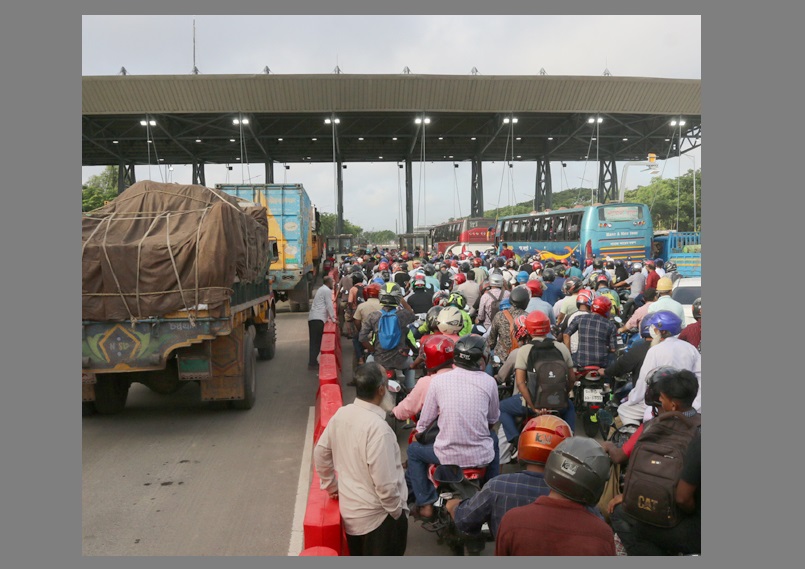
[323,321,338,335]
[304,469,344,553]
[313,383,343,444]
[320,334,341,370]
[299,546,338,556]
[318,353,341,386]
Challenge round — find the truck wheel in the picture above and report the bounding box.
[143,360,184,394]
[230,330,257,410]
[289,301,300,313]
[93,374,130,415]
[257,318,277,361]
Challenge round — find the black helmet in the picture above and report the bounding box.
[425,305,444,332]
[593,258,604,270]
[460,261,471,273]
[563,276,582,295]
[644,366,680,409]
[509,286,531,310]
[692,297,701,320]
[424,263,437,276]
[544,437,611,505]
[453,334,490,370]
[379,282,403,307]
[542,267,556,282]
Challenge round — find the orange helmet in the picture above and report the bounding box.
[518,415,573,466]
[525,310,551,337]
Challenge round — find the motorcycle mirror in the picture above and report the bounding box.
[476,325,487,334]
[493,355,501,364]
[614,316,623,324]
[386,379,402,393]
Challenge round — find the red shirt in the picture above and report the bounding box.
[495,496,616,556]
[645,270,660,290]
[501,248,515,260]
[679,320,702,351]
[621,423,646,457]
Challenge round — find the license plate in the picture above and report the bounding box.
[584,388,603,403]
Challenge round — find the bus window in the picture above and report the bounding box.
[502,220,511,241]
[567,213,582,241]
[543,217,554,241]
[555,216,566,241]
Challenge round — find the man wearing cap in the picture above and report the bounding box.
[646,277,686,325]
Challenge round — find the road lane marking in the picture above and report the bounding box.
[287,406,315,556]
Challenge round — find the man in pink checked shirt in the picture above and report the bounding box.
[392,335,456,422]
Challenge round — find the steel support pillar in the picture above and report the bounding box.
[192,161,206,186]
[336,159,344,235]
[597,158,618,203]
[117,162,136,195]
[265,161,274,183]
[534,157,553,211]
[405,157,414,233]
[470,154,484,218]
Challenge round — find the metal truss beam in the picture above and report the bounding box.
[597,157,618,203]
[534,157,553,211]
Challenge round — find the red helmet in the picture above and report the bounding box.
[526,280,543,297]
[377,262,389,271]
[459,253,467,260]
[391,262,402,273]
[561,259,570,267]
[591,295,612,317]
[525,311,551,337]
[584,259,594,268]
[453,273,467,286]
[513,314,530,342]
[450,260,459,267]
[575,288,594,307]
[364,283,382,298]
[473,257,483,267]
[532,261,543,271]
[518,416,573,465]
[422,334,456,370]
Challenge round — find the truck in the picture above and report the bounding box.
[82,181,280,415]
[216,184,322,312]
[652,230,701,277]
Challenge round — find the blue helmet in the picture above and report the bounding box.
[644,310,683,336]
[516,270,530,284]
[499,298,512,311]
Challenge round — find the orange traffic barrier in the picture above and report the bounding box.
[304,469,345,553]
[299,546,339,556]
[320,334,341,370]
[323,321,338,335]
[318,353,341,386]
[313,383,343,444]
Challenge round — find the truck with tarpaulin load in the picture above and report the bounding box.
[82,181,279,415]
[216,183,321,312]
[652,230,701,277]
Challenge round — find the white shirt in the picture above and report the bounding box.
[646,295,687,326]
[617,337,702,425]
[308,284,336,322]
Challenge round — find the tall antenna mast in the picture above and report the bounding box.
[192,18,199,74]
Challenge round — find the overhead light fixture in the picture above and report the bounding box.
[448,155,454,159]
[438,137,444,140]
[147,139,152,143]
[159,158,164,162]
[392,137,398,141]
[548,137,554,141]
[358,137,364,141]
[112,140,118,144]
[236,157,241,160]
[588,116,603,124]
[230,139,236,142]
[665,138,671,142]
[504,117,519,124]
[415,117,431,125]
[378,156,383,159]
[312,138,317,141]
[516,155,522,158]
[277,138,283,142]
[232,118,249,125]
[195,139,202,143]
[471,137,476,141]
[324,117,340,124]
[140,119,156,126]
[623,138,629,141]
[516,137,522,141]
[592,137,597,141]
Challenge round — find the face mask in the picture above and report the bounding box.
[649,326,661,340]
[379,388,395,413]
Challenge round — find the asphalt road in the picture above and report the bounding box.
[82,292,600,556]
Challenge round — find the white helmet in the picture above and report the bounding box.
[436,305,464,335]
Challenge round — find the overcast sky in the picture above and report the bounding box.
[82,15,701,233]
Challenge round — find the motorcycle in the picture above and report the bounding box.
[421,464,490,556]
[573,366,609,439]
[384,377,413,436]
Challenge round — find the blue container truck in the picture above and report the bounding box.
[216,184,322,311]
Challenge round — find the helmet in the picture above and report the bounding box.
[516,271,530,284]
[575,288,594,307]
[692,297,701,320]
[377,262,389,272]
[489,273,505,287]
[460,261,471,273]
[665,261,677,272]
[509,286,531,310]
[380,269,391,282]
[544,260,555,269]
[391,262,402,273]
[453,272,467,286]
[425,306,443,332]
[595,274,611,289]
[532,261,543,271]
[499,298,512,311]
[479,280,491,294]
[593,259,604,270]
[525,280,543,297]
[643,310,683,336]
[555,266,566,277]
[631,262,643,272]
[473,257,483,267]
[590,296,612,317]
[656,277,673,293]
[453,334,490,370]
[524,311,551,337]
[437,306,464,335]
[512,314,531,342]
[424,263,437,276]
[563,276,582,295]
[364,283,382,298]
[412,275,427,289]
[422,334,456,371]
[644,366,680,408]
[640,317,654,338]
[542,268,556,282]
[584,259,594,268]
[544,437,611,505]
[518,416,573,466]
[379,282,403,307]
[506,259,517,269]
[447,291,467,310]
[432,290,450,306]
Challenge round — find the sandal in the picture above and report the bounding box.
[410,504,437,523]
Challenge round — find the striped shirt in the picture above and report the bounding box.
[416,367,500,468]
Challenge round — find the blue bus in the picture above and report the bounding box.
[495,203,653,263]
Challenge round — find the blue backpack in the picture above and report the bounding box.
[377,308,402,350]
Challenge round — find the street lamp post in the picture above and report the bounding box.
[682,154,697,233]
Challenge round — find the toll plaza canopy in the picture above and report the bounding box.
[82,74,700,167]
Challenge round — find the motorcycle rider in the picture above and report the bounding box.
[646,276,686,325]
[618,287,657,335]
[678,297,701,352]
[407,335,501,523]
[617,310,701,426]
[563,296,618,369]
[524,279,556,327]
[555,276,583,327]
[476,273,510,334]
[359,283,418,390]
[392,335,456,423]
[454,271,481,317]
[405,274,434,315]
[561,288,594,356]
[593,273,622,318]
[598,317,656,403]
[541,268,565,307]
[488,286,530,363]
[495,437,616,556]
[499,311,577,450]
[423,263,441,294]
[614,262,646,320]
[444,291,474,336]
[445,416,573,539]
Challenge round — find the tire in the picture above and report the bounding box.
[230,329,257,410]
[288,301,300,313]
[143,360,184,394]
[93,374,130,415]
[256,317,277,361]
[582,412,599,438]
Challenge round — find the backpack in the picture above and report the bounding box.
[376,309,402,351]
[525,339,570,411]
[622,412,701,528]
[354,283,365,305]
[502,310,522,351]
[487,289,506,322]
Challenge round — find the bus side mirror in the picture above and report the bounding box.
[268,239,279,267]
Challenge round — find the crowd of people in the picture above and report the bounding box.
[311,243,701,556]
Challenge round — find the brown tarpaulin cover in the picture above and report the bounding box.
[82,181,269,321]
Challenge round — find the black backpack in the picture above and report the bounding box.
[525,339,570,411]
[354,283,365,304]
[622,412,701,528]
[486,289,506,322]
